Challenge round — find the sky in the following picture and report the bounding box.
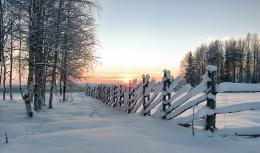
[87,0,260,84]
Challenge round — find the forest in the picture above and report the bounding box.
[181,33,260,86]
[0,0,100,116]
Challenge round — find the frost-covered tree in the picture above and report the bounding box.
[207,40,224,83]
[245,50,252,83]
[183,51,197,86]
[194,44,207,83]
[180,33,260,85]
[0,0,100,116]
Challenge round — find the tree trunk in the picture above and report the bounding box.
[20,1,34,117]
[59,73,62,95]
[18,8,22,92]
[62,2,71,102]
[9,27,13,100]
[27,0,36,110]
[42,67,47,105]
[31,0,45,110]
[0,0,3,66]
[233,67,236,82]
[49,0,63,108]
[253,46,256,82]
[2,53,6,100]
[0,0,3,86]
[0,65,2,86]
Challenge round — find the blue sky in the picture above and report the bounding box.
[90,0,260,83]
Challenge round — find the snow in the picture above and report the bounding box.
[215,102,260,114]
[218,127,260,137]
[1,92,260,153]
[216,82,260,93]
[206,65,217,72]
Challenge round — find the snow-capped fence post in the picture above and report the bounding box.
[112,85,118,107]
[102,85,105,102]
[93,87,95,98]
[128,80,132,113]
[205,65,217,132]
[106,86,110,104]
[102,85,106,102]
[142,74,150,116]
[99,85,102,100]
[162,70,172,119]
[118,85,123,108]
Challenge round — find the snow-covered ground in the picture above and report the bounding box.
[0,92,260,153]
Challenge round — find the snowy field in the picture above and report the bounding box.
[0,92,260,153]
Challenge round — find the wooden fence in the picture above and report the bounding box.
[85,65,260,135]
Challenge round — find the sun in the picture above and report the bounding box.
[121,77,132,84]
[118,74,139,84]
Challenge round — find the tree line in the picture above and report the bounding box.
[181,33,260,86]
[0,0,100,116]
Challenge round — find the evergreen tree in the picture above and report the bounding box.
[184,51,196,86]
[180,33,260,84]
[245,50,252,83]
[207,40,224,82]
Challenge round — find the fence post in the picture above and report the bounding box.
[122,85,126,108]
[118,85,122,108]
[162,70,172,119]
[128,80,132,113]
[143,74,150,116]
[98,85,101,100]
[112,85,117,108]
[205,65,217,132]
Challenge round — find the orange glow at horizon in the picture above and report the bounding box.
[86,74,141,84]
[86,68,180,84]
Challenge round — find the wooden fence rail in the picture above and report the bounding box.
[85,65,260,135]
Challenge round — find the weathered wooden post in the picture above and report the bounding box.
[128,80,132,113]
[106,86,110,104]
[205,65,217,132]
[112,85,117,107]
[85,85,87,96]
[162,70,172,119]
[93,87,96,98]
[98,85,101,100]
[102,85,105,102]
[142,74,150,116]
[101,85,105,102]
[117,85,121,108]
[119,85,125,108]
[115,85,121,108]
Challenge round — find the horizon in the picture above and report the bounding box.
[87,0,260,84]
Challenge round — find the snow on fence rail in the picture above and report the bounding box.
[216,82,260,93]
[85,65,260,136]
